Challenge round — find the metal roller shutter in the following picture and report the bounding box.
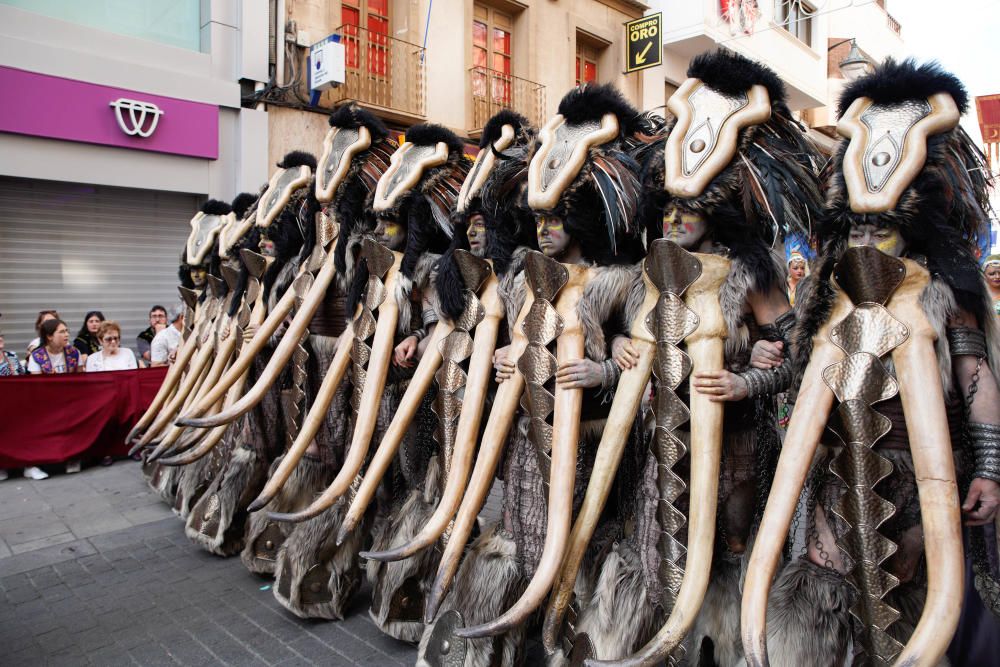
[0,176,200,359]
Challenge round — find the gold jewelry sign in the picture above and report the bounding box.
[625,13,662,73]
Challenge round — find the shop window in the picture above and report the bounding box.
[774,0,814,47]
[472,4,513,105]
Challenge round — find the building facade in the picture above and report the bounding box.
[0,0,270,354]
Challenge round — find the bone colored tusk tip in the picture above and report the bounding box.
[424,585,446,624]
[335,522,354,546]
[453,620,510,639]
[175,416,217,428]
[127,440,146,457]
[267,508,319,523]
[358,545,412,562]
[246,496,272,513]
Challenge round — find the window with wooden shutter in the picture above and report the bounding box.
[472,4,513,104]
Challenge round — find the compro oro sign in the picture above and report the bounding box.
[625,13,662,73]
[310,36,346,91]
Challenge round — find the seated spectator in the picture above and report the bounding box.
[0,331,24,376]
[73,310,105,364]
[25,309,59,357]
[136,305,167,364]
[151,304,184,367]
[28,319,82,375]
[86,321,137,372]
[26,318,85,477]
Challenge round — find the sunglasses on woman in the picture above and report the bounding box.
[103,336,120,342]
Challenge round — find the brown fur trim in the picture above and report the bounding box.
[498,256,529,341]
[271,499,365,620]
[417,525,527,667]
[921,276,959,395]
[719,253,783,363]
[147,462,179,505]
[184,445,268,556]
[173,452,217,520]
[577,264,643,361]
[240,455,331,575]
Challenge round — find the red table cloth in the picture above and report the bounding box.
[0,367,167,467]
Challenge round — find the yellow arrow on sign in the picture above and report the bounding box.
[635,42,652,65]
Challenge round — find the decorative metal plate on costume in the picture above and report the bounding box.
[186,212,233,265]
[315,125,371,203]
[664,79,771,198]
[424,610,468,667]
[527,113,619,210]
[457,123,515,213]
[837,92,959,213]
[256,165,312,228]
[372,141,450,212]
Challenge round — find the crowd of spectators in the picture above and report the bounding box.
[0,303,185,481]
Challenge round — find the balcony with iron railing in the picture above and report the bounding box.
[328,24,426,122]
[468,66,545,134]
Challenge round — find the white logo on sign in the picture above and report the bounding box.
[109,98,164,138]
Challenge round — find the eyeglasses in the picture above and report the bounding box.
[103,336,120,342]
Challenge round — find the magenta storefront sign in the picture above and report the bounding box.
[0,66,218,159]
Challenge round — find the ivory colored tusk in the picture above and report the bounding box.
[890,262,963,667]
[245,324,355,510]
[360,284,504,560]
[148,322,240,461]
[423,295,534,623]
[543,340,656,652]
[588,254,730,666]
[456,265,589,640]
[268,258,401,523]
[336,320,454,540]
[178,251,338,427]
[740,291,852,667]
[127,323,201,444]
[137,336,216,447]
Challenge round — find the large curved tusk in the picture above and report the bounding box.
[889,262,963,667]
[126,323,201,445]
[245,324,356,510]
[361,281,503,561]
[136,334,217,447]
[148,320,241,461]
[740,291,853,667]
[588,253,730,667]
[334,319,454,538]
[456,263,589,640]
[423,292,535,623]
[268,255,401,523]
[178,250,338,427]
[543,272,659,653]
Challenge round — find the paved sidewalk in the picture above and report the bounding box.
[0,461,418,666]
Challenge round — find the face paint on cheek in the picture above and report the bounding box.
[875,234,904,257]
[383,223,402,238]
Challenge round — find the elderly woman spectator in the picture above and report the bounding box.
[150,304,184,367]
[136,305,167,364]
[86,321,137,372]
[25,309,59,357]
[73,311,105,364]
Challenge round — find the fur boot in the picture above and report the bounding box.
[368,475,443,642]
[417,525,527,667]
[561,543,660,664]
[144,460,178,506]
[272,498,364,620]
[764,558,853,667]
[241,454,331,575]
[185,444,269,556]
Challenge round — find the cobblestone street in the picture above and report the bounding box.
[0,461,417,666]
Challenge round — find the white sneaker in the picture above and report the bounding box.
[65,460,82,474]
[0,469,8,481]
[24,466,49,480]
